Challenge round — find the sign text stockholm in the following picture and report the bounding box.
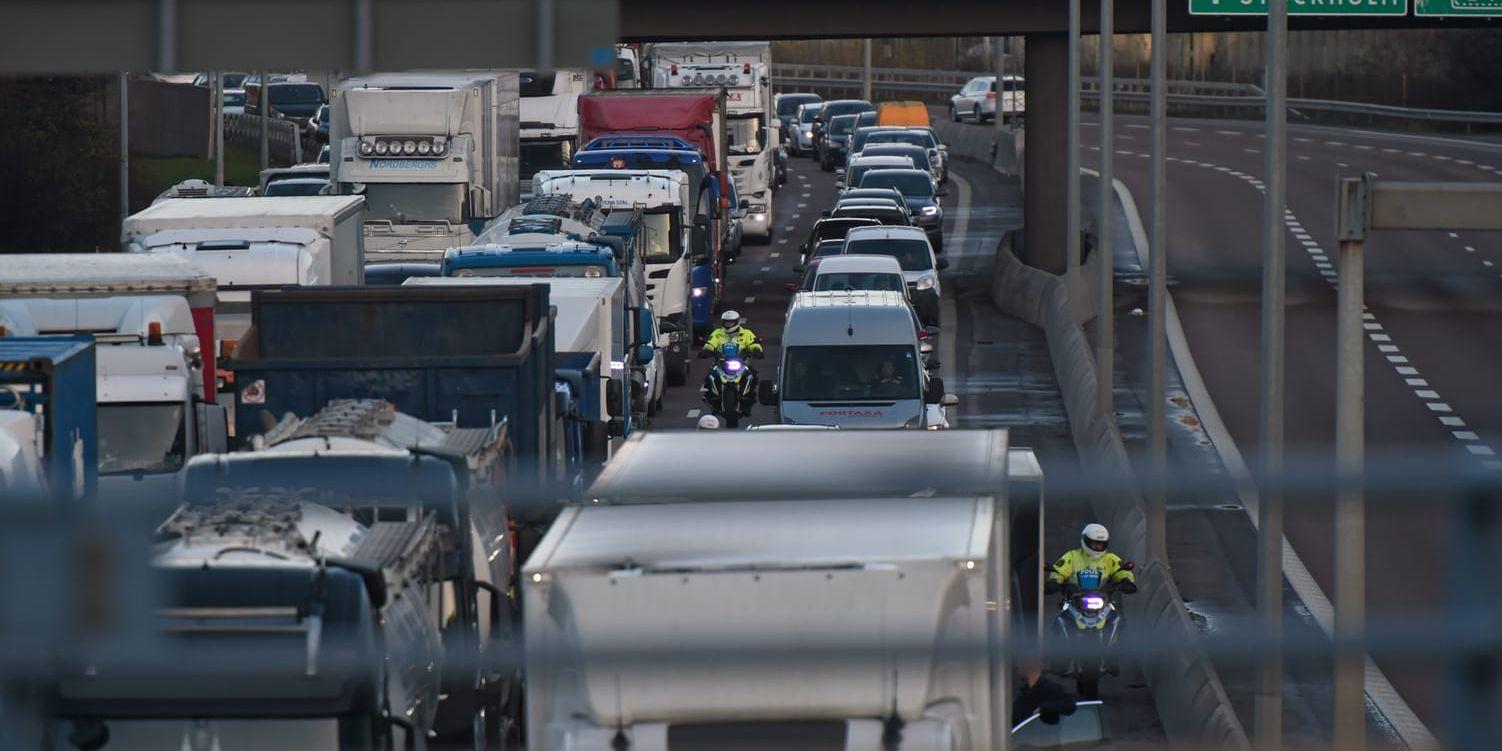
[1189,0,1407,14]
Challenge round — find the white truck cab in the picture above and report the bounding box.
[520,69,588,196]
[532,169,697,385]
[768,290,955,429]
[649,41,776,241]
[0,256,229,494]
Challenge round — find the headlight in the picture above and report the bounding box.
[433,139,448,155]
[692,286,708,298]
[454,269,476,277]
[417,140,432,155]
[403,140,418,156]
[358,141,375,156]
[915,274,935,291]
[374,140,389,155]
[921,205,940,216]
[904,416,922,429]
[583,266,604,278]
[727,75,739,85]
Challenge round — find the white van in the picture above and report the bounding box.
[761,290,955,429]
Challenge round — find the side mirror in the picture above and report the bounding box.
[739,198,750,210]
[920,341,935,356]
[937,258,950,270]
[926,376,947,404]
[658,317,681,334]
[835,169,845,179]
[690,225,709,261]
[635,342,654,365]
[758,381,778,406]
[923,325,941,338]
[938,144,949,152]
[941,393,960,407]
[633,307,654,345]
[935,186,950,198]
[924,357,941,371]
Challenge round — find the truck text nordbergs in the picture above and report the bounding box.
[331,71,520,261]
[524,429,1037,751]
[0,255,228,498]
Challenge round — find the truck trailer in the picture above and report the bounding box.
[520,69,589,196]
[331,71,521,261]
[0,334,96,503]
[524,429,1040,751]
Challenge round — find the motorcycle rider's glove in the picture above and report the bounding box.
[1060,582,1079,600]
[1115,580,1137,595]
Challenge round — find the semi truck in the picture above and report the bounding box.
[407,276,657,450]
[53,447,509,750]
[523,429,1042,751]
[225,284,580,524]
[646,41,777,241]
[533,169,701,385]
[0,334,96,503]
[0,256,229,499]
[331,71,520,261]
[121,196,367,391]
[520,69,589,196]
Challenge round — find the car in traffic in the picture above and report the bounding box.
[791,102,822,157]
[818,113,861,171]
[857,127,946,183]
[850,143,934,180]
[833,195,913,223]
[193,72,248,89]
[839,154,914,191]
[794,254,908,297]
[811,99,874,157]
[775,92,821,141]
[877,101,930,128]
[855,168,946,251]
[307,103,331,141]
[244,80,326,120]
[828,200,912,227]
[841,224,948,325]
[221,88,245,115]
[797,216,881,266]
[950,74,1025,123]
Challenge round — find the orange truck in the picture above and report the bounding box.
[877,100,930,128]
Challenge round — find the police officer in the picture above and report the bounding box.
[1044,523,1137,598]
[700,310,764,359]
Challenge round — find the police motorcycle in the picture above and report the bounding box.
[699,341,760,428]
[1053,567,1131,699]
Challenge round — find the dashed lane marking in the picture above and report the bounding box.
[743,296,756,303]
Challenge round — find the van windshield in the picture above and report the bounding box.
[783,345,920,402]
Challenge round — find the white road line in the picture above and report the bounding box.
[1184,141,1201,147]
[769,252,780,258]
[1441,416,1467,427]
[1216,129,1240,136]
[796,202,807,208]
[1434,154,1453,161]
[759,266,771,272]
[1326,140,1347,146]
[752,279,763,286]
[1111,174,1441,751]
[1469,445,1497,456]
[686,409,701,419]
[1449,232,1459,238]
[1465,245,1476,252]
[777,238,788,244]
[1173,126,1199,132]
[743,296,756,303]
[1294,137,1313,143]
[1455,431,1481,441]
[1406,152,1426,157]
[1126,123,1149,129]
[1379,344,1399,353]
[1338,162,1349,168]
[1406,378,1428,387]
[1486,261,1496,268]
[1243,148,1262,154]
[1296,155,1311,161]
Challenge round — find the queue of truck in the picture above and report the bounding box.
[0,51,1098,751]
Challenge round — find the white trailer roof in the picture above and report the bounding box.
[587,429,1009,504]
[0,254,216,296]
[528,497,992,573]
[649,41,772,63]
[123,196,365,238]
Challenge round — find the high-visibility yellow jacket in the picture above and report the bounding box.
[703,326,763,356]
[1047,548,1135,587]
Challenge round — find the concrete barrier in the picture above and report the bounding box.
[945,113,1252,749]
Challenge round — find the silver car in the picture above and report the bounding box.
[949,75,1025,123]
[792,102,822,156]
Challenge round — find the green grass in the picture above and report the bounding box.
[129,143,263,212]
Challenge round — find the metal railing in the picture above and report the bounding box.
[773,63,1502,127]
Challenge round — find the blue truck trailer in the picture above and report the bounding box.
[225,285,580,518]
[0,334,96,503]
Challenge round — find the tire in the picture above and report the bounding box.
[1076,669,1100,700]
[721,390,740,429]
[949,105,959,123]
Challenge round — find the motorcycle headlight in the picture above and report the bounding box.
[692,286,708,298]
[921,205,940,216]
[915,274,935,291]
[724,359,743,373]
[1083,595,1106,611]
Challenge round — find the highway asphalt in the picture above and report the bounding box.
[951,111,1502,738]
[651,150,1168,744]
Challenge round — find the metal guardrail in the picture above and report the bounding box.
[773,63,1502,127]
[223,113,304,164]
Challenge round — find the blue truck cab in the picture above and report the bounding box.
[0,334,97,504]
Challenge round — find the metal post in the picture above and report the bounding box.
[213,71,225,186]
[119,72,130,227]
[862,39,873,102]
[354,0,373,73]
[258,70,269,171]
[1333,176,1367,750]
[1146,0,1168,564]
[156,0,177,73]
[998,37,1010,128]
[1255,0,1288,746]
[1067,0,1081,272]
[1096,0,1115,422]
[535,0,555,71]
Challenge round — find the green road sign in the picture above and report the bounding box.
[1416,0,1502,14]
[1189,0,1407,14]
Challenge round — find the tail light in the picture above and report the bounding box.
[671,64,678,75]
[917,328,932,340]
[0,325,7,336]
[743,63,751,74]
[217,339,239,392]
[986,91,997,100]
[147,322,164,346]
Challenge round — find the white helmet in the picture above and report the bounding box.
[721,310,741,329]
[1081,523,1109,560]
[697,414,722,430]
